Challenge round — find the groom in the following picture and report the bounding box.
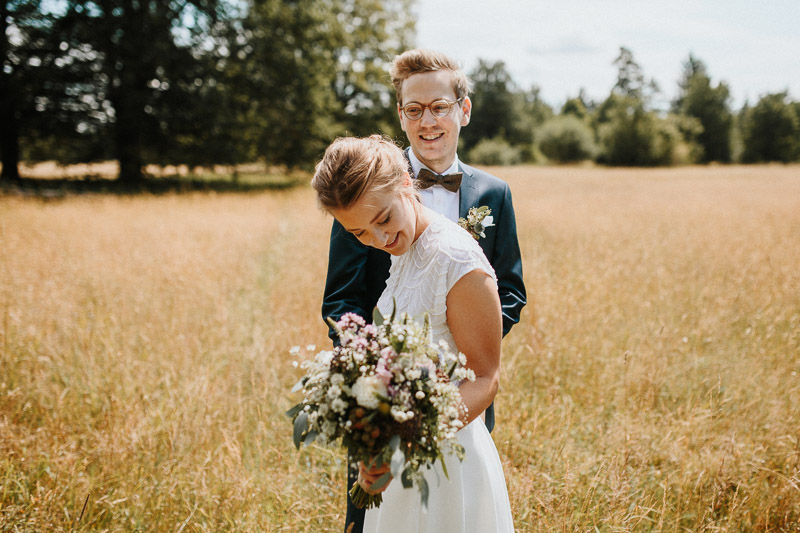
[321,49,527,533]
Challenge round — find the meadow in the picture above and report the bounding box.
[1,165,799,532]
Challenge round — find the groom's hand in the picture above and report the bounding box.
[357,461,392,494]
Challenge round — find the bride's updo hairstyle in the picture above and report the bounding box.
[312,135,411,212]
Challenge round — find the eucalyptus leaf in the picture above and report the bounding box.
[293,412,308,450]
[439,451,450,480]
[419,477,429,511]
[401,467,413,489]
[372,306,384,326]
[303,430,319,446]
[290,378,305,393]
[286,403,304,418]
[390,448,406,478]
[389,434,401,452]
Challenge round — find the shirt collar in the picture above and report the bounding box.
[408,149,460,178]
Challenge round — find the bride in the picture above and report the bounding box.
[312,135,514,532]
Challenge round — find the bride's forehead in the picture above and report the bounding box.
[332,191,395,226]
[354,189,396,212]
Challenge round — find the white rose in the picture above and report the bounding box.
[331,398,348,414]
[352,376,387,410]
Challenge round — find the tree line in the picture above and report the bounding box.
[3,1,799,185]
[462,48,800,168]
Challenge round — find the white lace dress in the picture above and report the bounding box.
[364,213,515,533]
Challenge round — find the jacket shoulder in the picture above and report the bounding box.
[460,162,509,190]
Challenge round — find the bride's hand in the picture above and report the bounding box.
[357,461,392,494]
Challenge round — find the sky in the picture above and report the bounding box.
[414,0,800,111]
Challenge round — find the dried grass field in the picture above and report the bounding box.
[1,165,799,532]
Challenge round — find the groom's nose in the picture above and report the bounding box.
[420,107,438,126]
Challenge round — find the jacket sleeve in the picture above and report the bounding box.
[321,220,371,342]
[491,183,527,337]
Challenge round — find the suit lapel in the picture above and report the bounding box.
[458,162,479,218]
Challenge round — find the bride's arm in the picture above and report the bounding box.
[446,269,503,425]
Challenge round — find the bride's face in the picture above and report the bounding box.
[332,183,419,256]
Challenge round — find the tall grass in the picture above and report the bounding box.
[2,166,799,531]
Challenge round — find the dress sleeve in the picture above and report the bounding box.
[444,231,498,294]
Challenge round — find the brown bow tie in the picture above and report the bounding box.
[416,168,463,193]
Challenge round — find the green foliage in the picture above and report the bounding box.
[466,137,522,166]
[516,86,554,162]
[561,95,589,122]
[740,92,800,163]
[167,0,413,171]
[4,0,413,182]
[596,94,701,166]
[1,1,108,178]
[537,115,597,163]
[672,55,733,163]
[6,17,799,179]
[330,0,414,139]
[461,60,521,154]
[612,46,659,104]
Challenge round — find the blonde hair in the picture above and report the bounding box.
[312,135,410,212]
[390,49,470,105]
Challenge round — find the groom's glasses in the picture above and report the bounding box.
[399,98,463,121]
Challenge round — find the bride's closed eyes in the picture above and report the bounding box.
[353,212,392,238]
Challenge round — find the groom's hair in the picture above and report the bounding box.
[390,49,470,105]
[311,135,410,212]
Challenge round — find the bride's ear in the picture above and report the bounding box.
[402,172,412,188]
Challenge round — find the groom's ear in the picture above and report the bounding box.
[460,97,472,127]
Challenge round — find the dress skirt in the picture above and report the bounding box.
[362,417,514,533]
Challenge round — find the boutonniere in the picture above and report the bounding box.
[458,206,494,240]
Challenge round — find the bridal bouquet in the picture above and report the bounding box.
[287,306,475,510]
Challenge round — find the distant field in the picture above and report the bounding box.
[14,161,271,180]
[1,165,799,531]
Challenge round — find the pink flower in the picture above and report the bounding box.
[375,357,393,387]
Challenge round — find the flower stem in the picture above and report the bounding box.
[349,481,383,509]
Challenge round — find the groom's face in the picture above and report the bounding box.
[398,70,471,175]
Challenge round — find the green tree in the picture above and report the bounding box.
[7,0,234,184]
[1,0,62,181]
[211,0,340,170]
[595,93,657,166]
[537,115,597,163]
[612,46,659,103]
[672,54,733,163]
[466,137,522,166]
[223,0,413,169]
[594,47,704,166]
[331,0,414,139]
[740,92,800,163]
[561,91,590,122]
[594,48,655,166]
[461,60,520,154]
[518,84,553,162]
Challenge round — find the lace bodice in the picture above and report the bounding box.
[377,213,497,352]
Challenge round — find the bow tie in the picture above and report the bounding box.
[416,168,462,193]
